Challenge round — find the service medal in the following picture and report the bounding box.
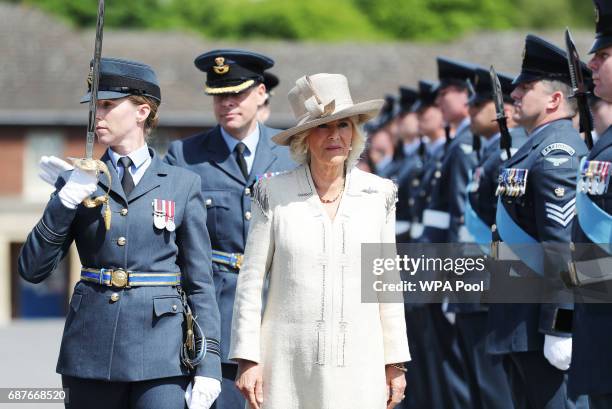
[153,199,167,229]
[166,200,176,232]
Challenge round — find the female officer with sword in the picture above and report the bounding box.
[19,1,221,408]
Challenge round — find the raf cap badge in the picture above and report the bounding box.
[213,57,230,75]
[554,187,565,198]
[152,199,176,232]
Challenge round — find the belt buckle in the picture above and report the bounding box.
[234,254,244,270]
[111,268,129,288]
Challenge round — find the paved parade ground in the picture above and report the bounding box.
[0,320,64,408]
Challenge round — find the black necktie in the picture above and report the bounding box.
[235,142,249,180]
[118,156,135,196]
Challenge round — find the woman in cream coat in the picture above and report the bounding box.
[229,73,411,409]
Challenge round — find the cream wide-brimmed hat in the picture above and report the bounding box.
[271,73,384,146]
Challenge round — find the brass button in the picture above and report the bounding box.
[205,198,212,207]
[117,237,126,246]
[120,208,128,216]
[412,179,419,187]
[110,293,120,302]
[244,187,251,196]
[172,304,177,312]
[408,198,415,206]
[245,211,252,221]
[491,224,497,232]
[434,170,441,178]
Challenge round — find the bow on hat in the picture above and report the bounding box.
[296,76,336,124]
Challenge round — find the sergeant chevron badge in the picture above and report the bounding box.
[544,198,575,227]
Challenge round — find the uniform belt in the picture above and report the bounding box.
[80,267,181,288]
[490,241,522,261]
[567,257,612,286]
[212,250,243,270]
[422,209,451,230]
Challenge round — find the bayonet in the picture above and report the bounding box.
[489,65,512,159]
[565,28,594,149]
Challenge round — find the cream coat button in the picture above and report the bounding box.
[117,237,126,246]
[110,293,120,302]
[245,211,252,220]
[120,208,128,216]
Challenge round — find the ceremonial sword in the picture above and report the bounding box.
[70,0,112,229]
[565,28,594,150]
[489,66,512,159]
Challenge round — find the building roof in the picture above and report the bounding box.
[0,3,596,129]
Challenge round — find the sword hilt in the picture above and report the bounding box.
[69,158,112,230]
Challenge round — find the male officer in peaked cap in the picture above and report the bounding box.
[421,57,479,244]
[409,80,448,243]
[393,86,423,240]
[487,35,589,409]
[466,68,527,235]
[455,66,526,409]
[569,1,612,407]
[164,49,295,409]
[405,78,473,409]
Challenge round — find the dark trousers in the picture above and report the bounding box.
[589,394,612,409]
[400,304,470,409]
[62,375,189,409]
[455,312,514,409]
[398,305,437,409]
[503,352,589,409]
[211,363,245,409]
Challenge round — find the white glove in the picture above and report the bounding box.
[58,167,98,209]
[39,156,73,186]
[185,376,221,409]
[543,335,572,371]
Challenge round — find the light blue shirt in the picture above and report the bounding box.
[426,137,446,154]
[109,144,151,186]
[454,117,471,138]
[528,122,552,138]
[403,139,421,156]
[220,124,260,174]
[482,132,501,151]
